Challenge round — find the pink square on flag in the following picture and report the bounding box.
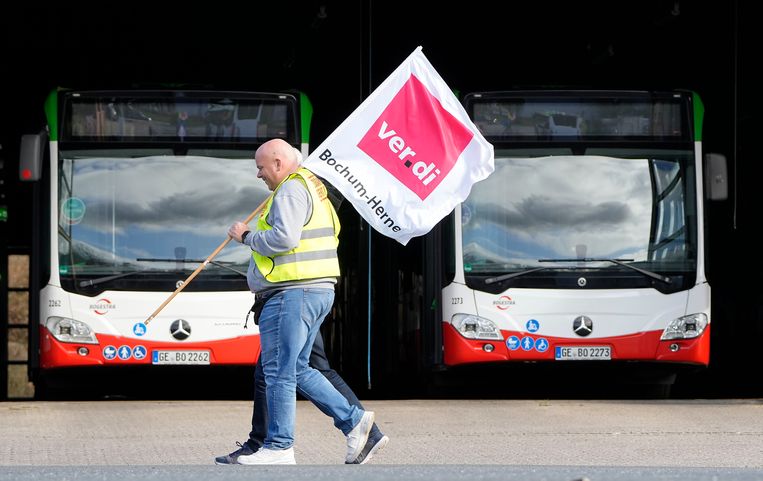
[357,75,474,200]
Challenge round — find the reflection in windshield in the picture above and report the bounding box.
[58,154,268,280]
[461,154,694,274]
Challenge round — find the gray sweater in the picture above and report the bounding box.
[243,177,337,293]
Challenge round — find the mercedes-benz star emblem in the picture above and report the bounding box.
[573,316,593,337]
[170,319,191,340]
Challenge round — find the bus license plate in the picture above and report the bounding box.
[555,346,611,361]
[152,350,210,365]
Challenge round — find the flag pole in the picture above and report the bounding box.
[143,198,268,325]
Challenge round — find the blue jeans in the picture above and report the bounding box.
[248,329,382,449]
[257,288,363,449]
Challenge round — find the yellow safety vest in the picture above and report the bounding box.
[252,168,341,282]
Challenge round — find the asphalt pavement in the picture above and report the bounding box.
[1,399,762,480]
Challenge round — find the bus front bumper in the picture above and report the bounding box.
[39,327,261,368]
[442,323,710,367]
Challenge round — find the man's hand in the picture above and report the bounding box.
[228,222,249,243]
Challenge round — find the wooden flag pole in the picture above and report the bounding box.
[143,198,268,325]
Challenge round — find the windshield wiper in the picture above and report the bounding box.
[538,258,671,284]
[485,258,671,285]
[137,257,247,277]
[485,266,553,285]
[78,258,246,288]
[78,270,159,288]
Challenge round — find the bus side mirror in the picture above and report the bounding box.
[19,131,46,182]
[704,152,727,201]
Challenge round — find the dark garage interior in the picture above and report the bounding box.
[1,1,759,399]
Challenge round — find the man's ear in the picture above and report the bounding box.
[275,158,281,171]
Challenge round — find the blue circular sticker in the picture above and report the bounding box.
[133,346,147,360]
[117,345,132,360]
[62,197,86,225]
[534,338,549,353]
[102,345,117,360]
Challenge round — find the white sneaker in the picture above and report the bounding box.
[238,447,296,465]
[345,410,375,463]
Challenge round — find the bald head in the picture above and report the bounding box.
[255,138,300,191]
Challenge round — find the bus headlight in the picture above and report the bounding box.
[660,313,708,340]
[451,314,503,340]
[45,316,99,344]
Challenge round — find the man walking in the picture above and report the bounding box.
[224,138,375,464]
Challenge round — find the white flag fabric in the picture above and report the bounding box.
[303,46,494,245]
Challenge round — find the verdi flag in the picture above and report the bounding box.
[303,46,494,245]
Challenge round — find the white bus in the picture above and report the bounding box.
[20,89,311,395]
[437,90,727,391]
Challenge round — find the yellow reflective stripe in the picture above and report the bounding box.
[267,258,340,281]
[272,249,339,267]
[297,236,337,252]
[300,227,335,240]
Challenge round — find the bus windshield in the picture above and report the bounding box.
[58,151,269,292]
[461,148,697,289]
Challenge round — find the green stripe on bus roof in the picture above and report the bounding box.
[44,89,58,141]
[692,91,704,142]
[300,92,313,145]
